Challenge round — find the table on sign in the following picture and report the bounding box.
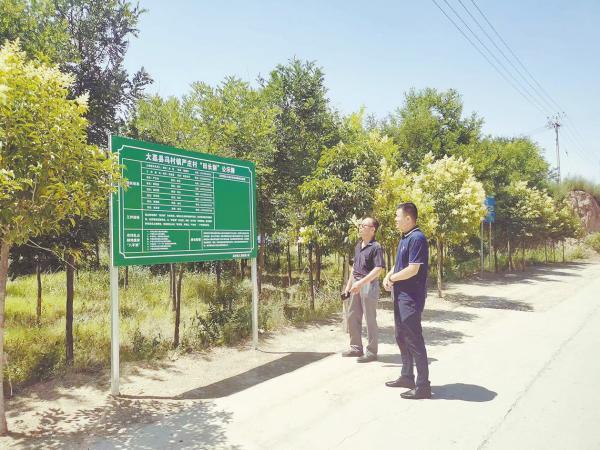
[119,153,253,261]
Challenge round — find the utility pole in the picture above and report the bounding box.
[547,114,563,183]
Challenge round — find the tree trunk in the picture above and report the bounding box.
[216,261,222,288]
[297,242,302,269]
[286,242,292,287]
[240,259,246,280]
[507,239,513,272]
[170,264,176,311]
[277,246,281,271]
[173,264,184,348]
[386,249,392,273]
[94,239,100,269]
[553,242,556,263]
[494,247,499,273]
[124,266,129,288]
[66,253,75,366]
[562,241,565,262]
[437,239,443,298]
[522,239,526,272]
[315,244,322,289]
[341,254,347,290]
[308,245,315,310]
[440,242,444,278]
[36,260,42,326]
[544,241,548,263]
[0,239,12,435]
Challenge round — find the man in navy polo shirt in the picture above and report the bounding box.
[383,202,431,399]
[342,217,385,363]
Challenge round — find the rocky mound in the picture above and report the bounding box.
[567,190,600,233]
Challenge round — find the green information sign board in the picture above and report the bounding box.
[111,135,257,266]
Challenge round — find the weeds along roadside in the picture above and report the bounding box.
[3,262,344,391]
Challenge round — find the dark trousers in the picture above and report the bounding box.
[394,300,430,388]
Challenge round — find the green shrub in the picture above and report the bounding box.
[585,233,600,254]
[569,245,586,260]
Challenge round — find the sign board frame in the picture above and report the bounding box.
[111,135,258,266]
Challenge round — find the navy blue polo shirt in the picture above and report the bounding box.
[393,227,429,319]
[352,239,385,279]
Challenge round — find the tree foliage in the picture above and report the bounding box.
[0,40,118,435]
[383,88,482,172]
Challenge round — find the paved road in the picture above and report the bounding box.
[82,261,600,449]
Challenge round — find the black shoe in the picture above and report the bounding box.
[385,376,416,388]
[342,349,364,357]
[356,353,377,363]
[400,386,432,399]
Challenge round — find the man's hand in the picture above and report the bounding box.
[350,280,363,294]
[383,273,394,292]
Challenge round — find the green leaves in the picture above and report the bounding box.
[0,40,118,244]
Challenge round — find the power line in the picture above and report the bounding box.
[457,0,556,114]
[468,0,563,113]
[441,0,551,116]
[433,0,597,174]
[431,0,548,117]
[468,0,597,165]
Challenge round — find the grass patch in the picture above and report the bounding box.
[4,263,345,390]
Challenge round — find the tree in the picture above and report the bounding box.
[299,112,392,294]
[0,0,72,63]
[496,181,556,271]
[455,137,549,195]
[0,41,118,434]
[383,88,482,172]
[413,155,486,296]
[133,77,279,342]
[262,58,340,290]
[373,160,412,268]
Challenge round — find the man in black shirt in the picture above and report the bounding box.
[342,217,386,363]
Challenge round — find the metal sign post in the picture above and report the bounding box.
[251,258,259,349]
[109,260,119,395]
[483,196,496,275]
[109,135,259,394]
[108,133,120,395]
[488,221,493,272]
[480,220,484,276]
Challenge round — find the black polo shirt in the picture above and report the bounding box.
[393,227,429,319]
[352,239,385,280]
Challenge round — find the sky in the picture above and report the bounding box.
[124,0,600,183]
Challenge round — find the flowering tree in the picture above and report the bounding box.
[372,159,413,267]
[414,155,486,296]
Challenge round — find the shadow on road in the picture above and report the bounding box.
[443,293,534,312]
[432,383,497,402]
[120,352,334,401]
[460,261,590,288]
[6,397,236,450]
[379,325,468,347]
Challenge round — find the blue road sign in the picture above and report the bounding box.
[484,196,496,223]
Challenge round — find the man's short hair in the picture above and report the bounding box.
[364,217,380,232]
[370,218,380,232]
[397,202,418,221]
